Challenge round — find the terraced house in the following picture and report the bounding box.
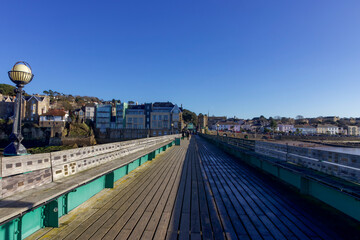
[95,101,183,136]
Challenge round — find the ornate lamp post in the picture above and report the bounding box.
[217,123,220,136]
[171,123,174,135]
[4,61,34,156]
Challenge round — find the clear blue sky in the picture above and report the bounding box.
[1,1,360,119]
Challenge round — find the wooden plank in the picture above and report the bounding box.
[83,145,181,240]
[128,148,186,239]
[165,143,190,237]
[0,140,174,226]
[44,151,164,240]
[99,148,176,239]
[143,148,186,239]
[196,137,341,240]
[190,147,201,235]
[215,151,322,239]
[65,147,176,240]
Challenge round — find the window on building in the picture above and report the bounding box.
[153,115,156,120]
[32,104,36,114]
[159,115,162,120]
[164,115,168,120]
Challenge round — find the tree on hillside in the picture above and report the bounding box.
[182,109,198,126]
[0,84,17,95]
[270,119,278,132]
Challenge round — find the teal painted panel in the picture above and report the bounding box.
[21,206,44,239]
[114,166,127,182]
[140,155,148,165]
[57,195,65,217]
[262,161,278,176]
[128,159,140,173]
[309,181,360,221]
[0,219,15,240]
[251,157,262,168]
[278,168,301,188]
[128,161,135,172]
[68,176,106,212]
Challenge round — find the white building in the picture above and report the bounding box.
[216,121,241,132]
[85,103,96,121]
[294,125,317,135]
[278,124,294,133]
[316,125,339,135]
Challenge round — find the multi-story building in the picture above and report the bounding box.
[144,103,152,129]
[150,102,182,135]
[216,121,241,132]
[84,103,96,121]
[198,114,208,130]
[39,109,69,137]
[115,102,128,129]
[95,101,182,136]
[346,126,359,136]
[316,124,339,135]
[23,95,50,122]
[39,109,69,127]
[126,105,145,129]
[151,102,171,136]
[73,107,85,122]
[170,104,182,134]
[294,125,317,135]
[96,104,112,132]
[0,94,49,121]
[278,124,294,133]
[0,94,15,119]
[208,116,227,130]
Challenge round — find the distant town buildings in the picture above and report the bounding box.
[0,93,50,121]
[39,109,69,137]
[2,90,360,138]
[203,115,360,137]
[95,102,183,136]
[294,125,317,135]
[316,125,339,135]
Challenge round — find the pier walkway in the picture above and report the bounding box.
[28,137,360,240]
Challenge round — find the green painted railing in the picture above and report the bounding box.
[0,140,176,240]
[200,134,360,222]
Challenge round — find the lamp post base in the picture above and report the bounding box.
[3,142,27,156]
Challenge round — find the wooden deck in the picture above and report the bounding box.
[28,137,360,240]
